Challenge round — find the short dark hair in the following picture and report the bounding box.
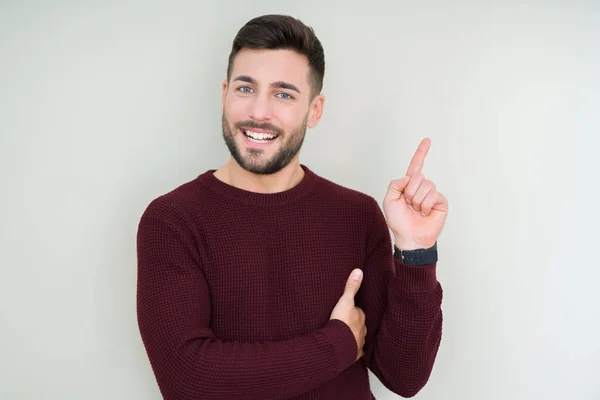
[226,14,325,99]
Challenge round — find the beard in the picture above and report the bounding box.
[221,112,308,175]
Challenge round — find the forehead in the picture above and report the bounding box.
[231,48,310,87]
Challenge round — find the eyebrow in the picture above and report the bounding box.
[233,75,301,95]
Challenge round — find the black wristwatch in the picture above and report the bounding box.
[394,241,438,265]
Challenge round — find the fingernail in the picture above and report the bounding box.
[352,270,363,280]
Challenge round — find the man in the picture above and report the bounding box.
[136,14,448,400]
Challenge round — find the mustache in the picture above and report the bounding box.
[234,120,283,136]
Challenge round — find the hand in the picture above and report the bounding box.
[383,138,448,250]
[329,268,367,361]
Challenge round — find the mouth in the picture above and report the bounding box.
[241,128,279,144]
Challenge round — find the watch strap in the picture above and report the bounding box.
[394,241,438,265]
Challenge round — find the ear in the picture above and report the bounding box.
[307,93,325,128]
[221,80,228,107]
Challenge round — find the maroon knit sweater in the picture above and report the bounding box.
[136,164,443,400]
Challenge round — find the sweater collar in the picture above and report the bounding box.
[196,164,318,206]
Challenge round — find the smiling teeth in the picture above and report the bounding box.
[244,130,276,140]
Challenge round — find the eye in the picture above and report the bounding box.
[276,92,293,100]
[237,86,254,93]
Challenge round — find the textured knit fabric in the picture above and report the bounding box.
[136,164,443,400]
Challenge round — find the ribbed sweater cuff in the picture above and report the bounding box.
[394,258,438,292]
[322,319,358,374]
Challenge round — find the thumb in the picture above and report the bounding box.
[384,176,411,204]
[342,268,363,300]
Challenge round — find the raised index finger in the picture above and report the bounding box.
[406,138,431,176]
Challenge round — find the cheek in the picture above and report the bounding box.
[274,107,304,129]
[224,98,245,118]
[224,93,252,113]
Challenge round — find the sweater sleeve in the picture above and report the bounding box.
[135,199,358,400]
[356,198,443,398]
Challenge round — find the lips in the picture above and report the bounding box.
[241,128,279,143]
[240,128,278,148]
[243,127,278,138]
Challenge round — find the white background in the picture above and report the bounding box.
[1,1,599,399]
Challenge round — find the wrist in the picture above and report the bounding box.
[394,239,434,251]
[395,242,421,251]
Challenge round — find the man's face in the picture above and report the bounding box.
[221,48,324,175]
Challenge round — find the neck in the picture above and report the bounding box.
[214,157,305,194]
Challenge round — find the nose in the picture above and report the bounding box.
[249,93,272,122]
